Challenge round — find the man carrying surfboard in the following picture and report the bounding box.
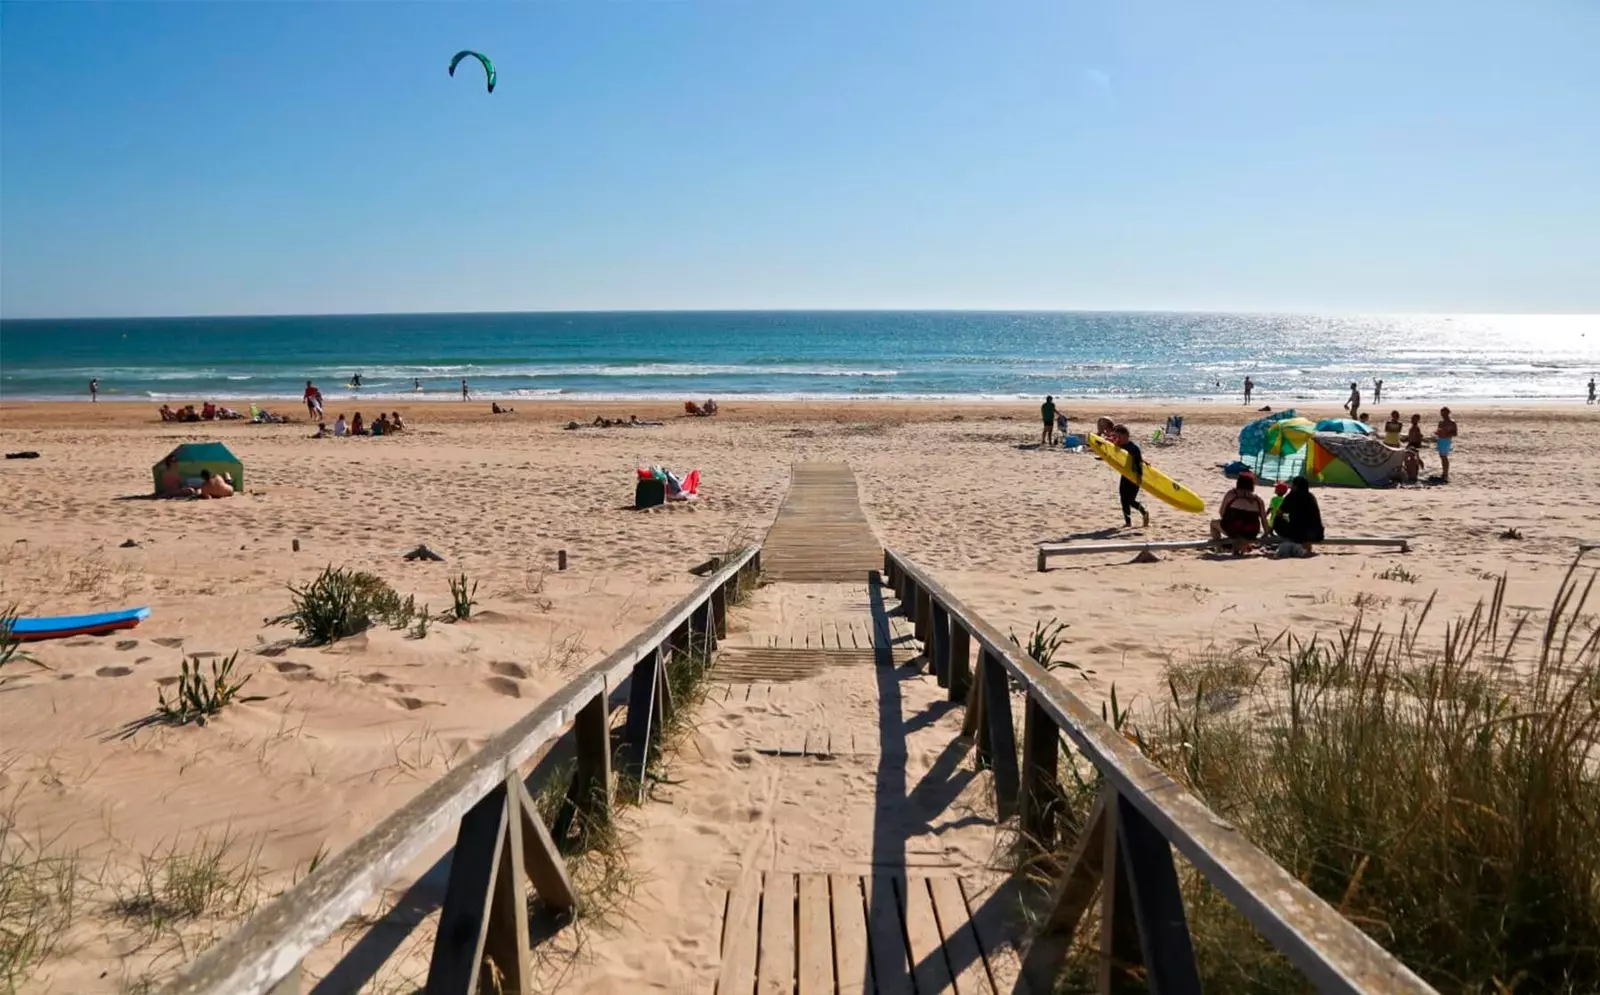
[1111,425,1151,528]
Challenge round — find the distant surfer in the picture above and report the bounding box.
[1242,376,1254,405]
[1040,395,1057,447]
[351,373,363,388]
[1111,424,1150,529]
[414,378,423,392]
[89,377,99,403]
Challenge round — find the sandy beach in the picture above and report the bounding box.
[2,398,1597,992]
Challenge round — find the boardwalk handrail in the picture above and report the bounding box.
[161,546,761,995]
[884,547,1436,994]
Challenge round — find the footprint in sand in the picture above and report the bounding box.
[272,661,314,676]
[390,696,443,711]
[358,672,390,684]
[156,676,179,687]
[489,661,529,679]
[116,640,139,651]
[135,656,152,665]
[483,676,522,698]
[96,666,133,678]
[153,637,184,649]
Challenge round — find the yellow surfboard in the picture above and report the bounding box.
[1086,433,1206,514]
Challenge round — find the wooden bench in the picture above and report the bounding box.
[1037,535,1412,570]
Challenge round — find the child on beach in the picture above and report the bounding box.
[1383,411,1403,447]
[1040,395,1057,447]
[1404,414,1424,449]
[1111,425,1150,528]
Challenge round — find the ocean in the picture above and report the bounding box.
[1,311,1595,404]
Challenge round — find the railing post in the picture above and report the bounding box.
[1099,787,1143,995]
[1020,695,1062,849]
[979,649,1021,819]
[930,602,951,689]
[712,582,729,640]
[1112,793,1202,994]
[948,623,972,703]
[623,647,663,801]
[553,686,613,846]
[963,648,987,745]
[914,586,931,646]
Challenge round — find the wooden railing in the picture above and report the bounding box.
[883,548,1437,995]
[159,548,761,995]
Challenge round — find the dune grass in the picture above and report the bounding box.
[0,812,81,991]
[1024,559,1600,993]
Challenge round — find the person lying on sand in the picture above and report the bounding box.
[1209,471,1270,552]
[198,469,234,499]
[492,402,515,415]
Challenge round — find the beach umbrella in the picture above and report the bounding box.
[1315,418,1372,435]
[1262,417,1317,455]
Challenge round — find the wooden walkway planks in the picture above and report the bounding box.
[717,872,1015,995]
[762,463,883,583]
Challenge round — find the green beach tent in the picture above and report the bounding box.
[153,442,244,496]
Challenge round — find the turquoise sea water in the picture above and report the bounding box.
[1,311,1596,404]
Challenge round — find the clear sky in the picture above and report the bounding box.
[1,0,1596,318]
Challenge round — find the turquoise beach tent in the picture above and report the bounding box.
[153,442,244,496]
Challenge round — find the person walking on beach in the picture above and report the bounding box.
[461,379,470,401]
[1373,378,1384,404]
[1243,376,1254,404]
[1040,395,1057,447]
[89,378,99,403]
[1111,424,1150,529]
[1435,407,1458,483]
[1345,382,1362,418]
[303,381,323,420]
[1588,377,1596,404]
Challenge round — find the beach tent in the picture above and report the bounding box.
[1315,418,1373,436]
[152,442,244,496]
[1237,409,1300,457]
[1306,433,1406,487]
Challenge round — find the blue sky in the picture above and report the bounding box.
[1,0,1596,318]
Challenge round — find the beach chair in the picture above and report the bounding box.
[1155,415,1184,445]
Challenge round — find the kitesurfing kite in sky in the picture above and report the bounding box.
[448,51,496,93]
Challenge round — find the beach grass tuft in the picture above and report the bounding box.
[156,651,253,727]
[108,830,264,951]
[281,566,423,643]
[1025,558,1600,992]
[0,603,37,671]
[448,572,478,621]
[0,810,80,991]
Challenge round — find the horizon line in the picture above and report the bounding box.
[5,306,1597,323]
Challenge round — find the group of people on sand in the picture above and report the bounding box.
[159,402,243,422]
[1380,407,1459,482]
[1208,472,1324,557]
[312,411,405,438]
[157,455,235,499]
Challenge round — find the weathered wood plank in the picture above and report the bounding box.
[882,548,1436,995]
[424,786,510,994]
[901,876,955,995]
[486,777,532,993]
[1116,795,1202,994]
[928,876,994,995]
[1036,535,1411,567]
[719,875,762,995]
[1020,697,1062,849]
[949,623,972,703]
[1099,790,1143,995]
[830,874,871,995]
[759,872,797,995]
[622,649,662,801]
[515,779,577,913]
[867,874,913,995]
[796,873,833,995]
[1020,795,1107,992]
[981,650,1021,819]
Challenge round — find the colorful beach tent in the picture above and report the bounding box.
[152,442,244,496]
[1263,417,1317,455]
[1307,433,1407,487]
[1238,409,1300,457]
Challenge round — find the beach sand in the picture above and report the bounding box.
[1,399,1595,992]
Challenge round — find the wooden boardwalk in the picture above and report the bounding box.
[761,463,884,583]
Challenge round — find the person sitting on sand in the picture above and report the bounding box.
[704,398,718,416]
[1272,476,1324,555]
[492,402,516,414]
[1383,411,1403,447]
[351,412,365,436]
[1210,472,1270,550]
[159,404,177,422]
[1402,446,1423,484]
[198,469,234,499]
[182,404,201,423]
[333,414,348,437]
[371,414,387,437]
[1404,413,1424,449]
[312,422,330,438]
[202,400,217,421]
[389,411,405,431]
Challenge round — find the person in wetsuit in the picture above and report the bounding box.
[1111,424,1150,528]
